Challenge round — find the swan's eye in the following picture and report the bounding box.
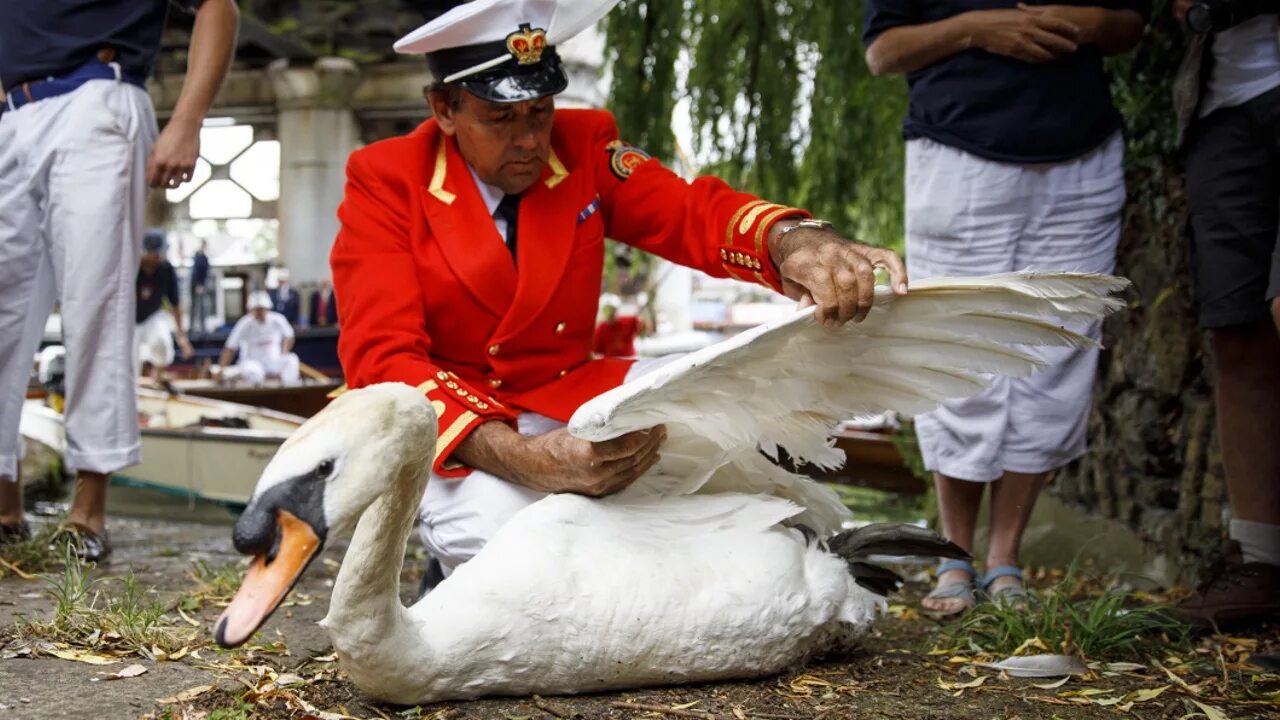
[316,459,335,478]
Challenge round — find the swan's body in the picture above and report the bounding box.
[217,271,1127,704]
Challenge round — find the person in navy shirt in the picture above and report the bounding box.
[190,239,212,335]
[0,0,239,560]
[863,0,1146,615]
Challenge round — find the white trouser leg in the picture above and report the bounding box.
[134,312,176,375]
[237,360,267,385]
[906,134,1124,481]
[278,353,300,384]
[417,356,682,572]
[41,81,156,474]
[0,112,53,480]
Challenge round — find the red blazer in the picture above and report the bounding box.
[331,109,806,476]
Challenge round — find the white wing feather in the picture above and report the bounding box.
[568,271,1128,534]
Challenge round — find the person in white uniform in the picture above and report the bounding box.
[0,0,239,558]
[863,0,1146,613]
[216,292,301,386]
[1171,1,1280,627]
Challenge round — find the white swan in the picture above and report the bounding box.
[214,271,1127,704]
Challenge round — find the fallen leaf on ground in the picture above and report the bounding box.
[155,684,214,704]
[1121,685,1171,703]
[1031,677,1071,690]
[1189,699,1229,720]
[47,647,118,665]
[671,701,700,709]
[1010,638,1053,656]
[110,664,148,679]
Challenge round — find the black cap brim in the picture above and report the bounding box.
[459,62,568,103]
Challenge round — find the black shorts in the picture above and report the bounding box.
[1187,84,1280,329]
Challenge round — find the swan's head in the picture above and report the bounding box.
[214,383,436,649]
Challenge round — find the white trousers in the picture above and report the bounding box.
[235,353,301,385]
[418,356,678,572]
[135,311,175,374]
[905,134,1125,482]
[0,80,156,478]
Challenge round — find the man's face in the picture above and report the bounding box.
[141,251,162,270]
[431,89,555,196]
[252,307,268,322]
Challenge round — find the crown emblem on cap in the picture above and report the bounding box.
[506,23,548,65]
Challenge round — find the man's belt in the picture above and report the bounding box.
[2,48,146,116]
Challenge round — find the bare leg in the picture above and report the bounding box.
[921,473,985,614]
[1212,320,1280,527]
[985,471,1049,594]
[0,469,22,526]
[66,471,108,536]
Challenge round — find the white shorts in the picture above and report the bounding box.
[135,311,175,372]
[233,354,300,385]
[418,356,680,572]
[905,134,1125,482]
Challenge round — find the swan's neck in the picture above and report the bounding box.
[320,464,427,646]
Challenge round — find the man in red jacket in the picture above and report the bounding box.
[331,0,908,577]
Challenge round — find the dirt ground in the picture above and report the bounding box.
[1,513,1277,720]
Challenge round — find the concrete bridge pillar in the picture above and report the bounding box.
[268,57,362,287]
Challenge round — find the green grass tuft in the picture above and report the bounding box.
[941,573,1190,661]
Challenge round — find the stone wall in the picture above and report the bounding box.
[1053,117,1227,584]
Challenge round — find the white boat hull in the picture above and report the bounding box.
[20,388,301,507]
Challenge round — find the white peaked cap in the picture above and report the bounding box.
[395,0,622,84]
[248,291,274,311]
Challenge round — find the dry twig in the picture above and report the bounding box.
[0,557,35,580]
[610,701,727,719]
[532,694,574,719]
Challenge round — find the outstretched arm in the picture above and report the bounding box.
[147,0,239,189]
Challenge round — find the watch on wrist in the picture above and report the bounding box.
[776,218,834,240]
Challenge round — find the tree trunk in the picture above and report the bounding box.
[1054,9,1227,580]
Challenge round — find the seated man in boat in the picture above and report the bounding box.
[331,0,908,582]
[215,291,301,386]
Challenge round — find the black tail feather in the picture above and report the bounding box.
[846,561,904,596]
[828,523,969,562]
[829,523,970,598]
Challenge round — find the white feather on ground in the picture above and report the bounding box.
[569,271,1130,535]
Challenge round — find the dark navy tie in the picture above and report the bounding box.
[495,194,520,261]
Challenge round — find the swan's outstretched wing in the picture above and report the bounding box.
[568,272,1128,533]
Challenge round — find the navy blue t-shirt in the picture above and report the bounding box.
[137,261,180,324]
[863,0,1148,163]
[0,1,201,89]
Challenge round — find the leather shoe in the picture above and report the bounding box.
[50,525,111,563]
[0,521,30,546]
[1173,542,1280,629]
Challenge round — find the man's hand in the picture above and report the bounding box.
[961,8,1080,63]
[769,222,908,326]
[509,426,666,497]
[177,334,195,361]
[147,118,200,189]
[1173,0,1195,23]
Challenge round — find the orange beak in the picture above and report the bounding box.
[214,510,321,648]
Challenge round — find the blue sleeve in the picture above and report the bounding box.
[863,0,922,46]
[164,264,181,307]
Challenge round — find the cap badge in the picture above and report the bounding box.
[506,24,548,65]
